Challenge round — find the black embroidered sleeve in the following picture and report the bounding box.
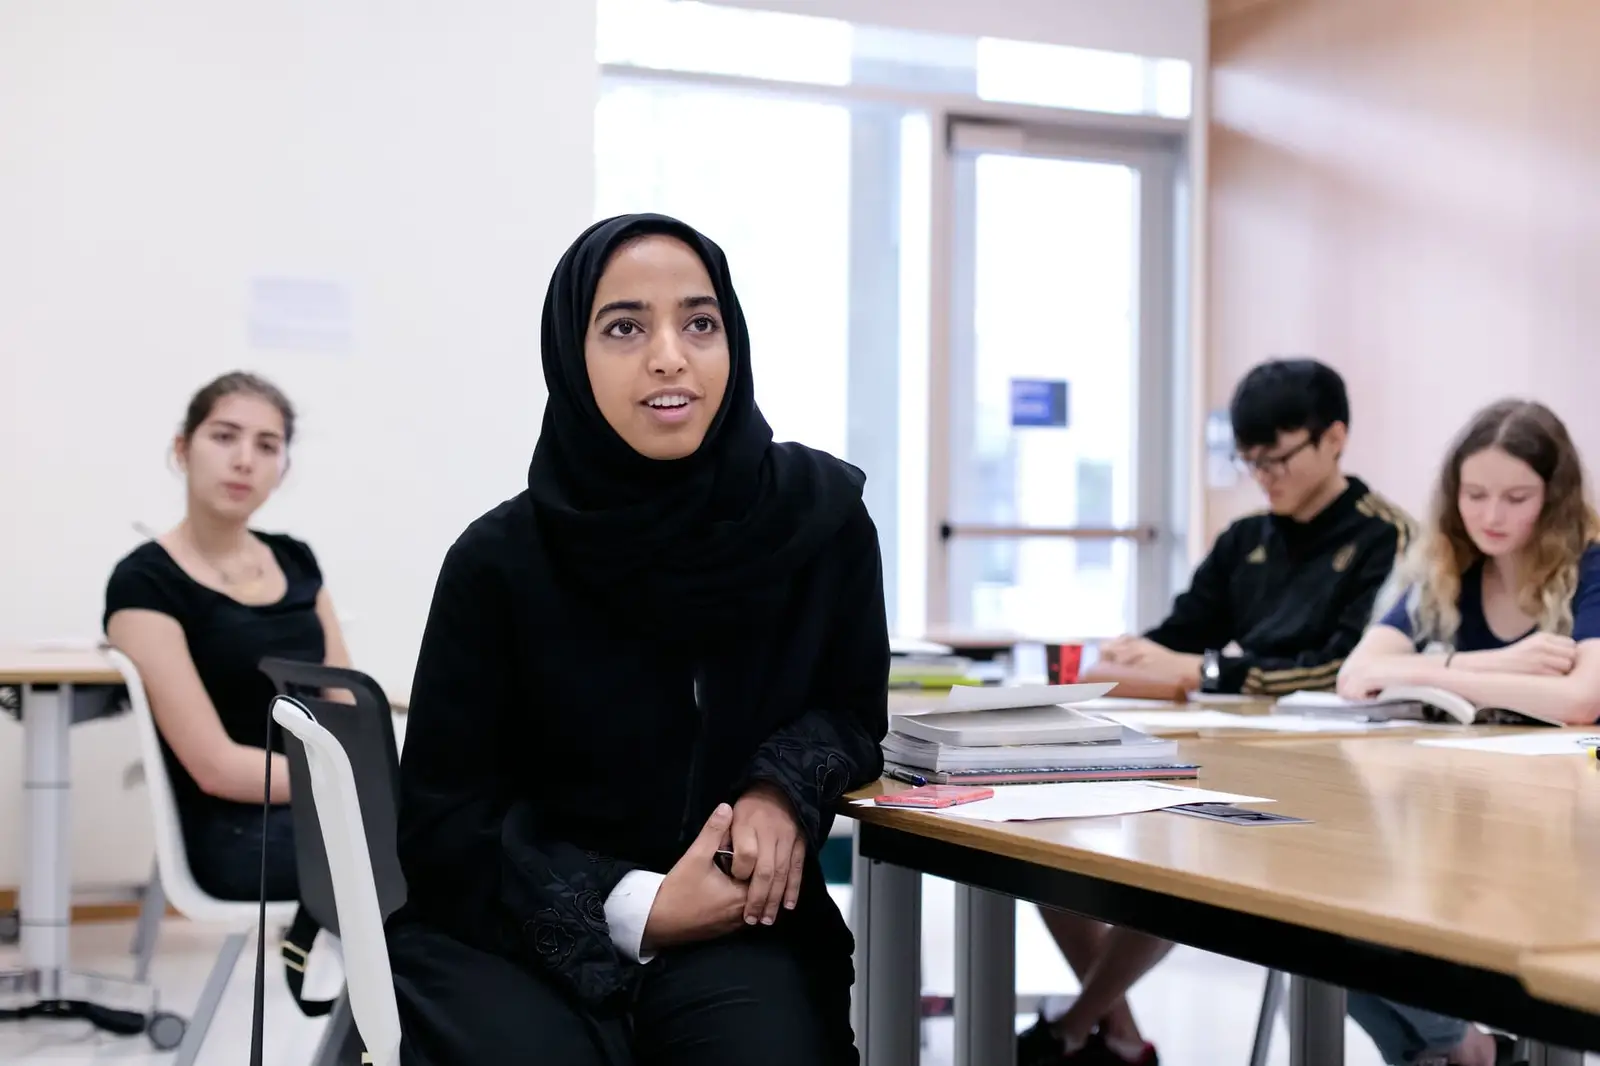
[497,802,643,1010]
[743,712,882,850]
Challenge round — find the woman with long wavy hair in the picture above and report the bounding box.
[1336,399,1600,1066]
[1339,399,1600,726]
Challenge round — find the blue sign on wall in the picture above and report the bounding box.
[1010,378,1070,428]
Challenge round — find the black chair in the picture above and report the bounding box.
[258,659,407,1066]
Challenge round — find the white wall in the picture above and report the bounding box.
[703,0,1208,62]
[0,1,596,889]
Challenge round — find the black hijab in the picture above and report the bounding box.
[526,213,867,637]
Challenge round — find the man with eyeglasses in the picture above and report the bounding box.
[1019,358,1412,1066]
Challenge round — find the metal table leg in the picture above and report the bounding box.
[21,684,72,997]
[852,826,921,1066]
[1288,976,1346,1066]
[953,885,1015,1066]
[1250,970,1287,1066]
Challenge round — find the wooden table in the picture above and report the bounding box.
[0,646,149,1033]
[1520,948,1600,1016]
[845,733,1600,1066]
[0,645,122,687]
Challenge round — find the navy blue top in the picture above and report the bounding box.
[1378,543,1600,651]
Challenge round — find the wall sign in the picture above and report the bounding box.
[1009,378,1070,428]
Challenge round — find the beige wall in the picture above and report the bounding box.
[1207,0,1600,540]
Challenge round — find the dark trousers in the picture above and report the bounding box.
[391,922,851,1066]
[183,802,298,902]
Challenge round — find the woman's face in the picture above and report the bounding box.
[1457,445,1546,557]
[175,392,287,520]
[584,235,730,461]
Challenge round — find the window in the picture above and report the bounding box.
[1076,460,1115,570]
[597,0,1192,119]
[595,81,852,457]
[597,0,851,85]
[976,39,1191,119]
[594,0,1189,637]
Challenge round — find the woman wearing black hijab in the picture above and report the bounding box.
[385,214,888,1065]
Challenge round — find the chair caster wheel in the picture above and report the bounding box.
[147,1011,187,1050]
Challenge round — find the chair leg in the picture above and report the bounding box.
[130,862,165,983]
[309,993,361,1066]
[172,931,247,1066]
[1248,969,1286,1066]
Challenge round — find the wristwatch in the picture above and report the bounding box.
[1200,649,1222,693]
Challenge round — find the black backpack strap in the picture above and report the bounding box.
[281,905,338,1017]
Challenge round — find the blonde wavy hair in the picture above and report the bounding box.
[1396,400,1600,645]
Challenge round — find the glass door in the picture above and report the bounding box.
[932,119,1184,640]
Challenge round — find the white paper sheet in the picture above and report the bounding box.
[1274,691,1366,709]
[857,781,1273,822]
[1075,698,1187,711]
[1186,692,1260,705]
[1415,731,1600,756]
[1086,709,1416,733]
[1085,709,1250,729]
[1199,714,1418,734]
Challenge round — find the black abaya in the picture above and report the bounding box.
[386,215,888,1065]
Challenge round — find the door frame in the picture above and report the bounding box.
[926,113,1189,634]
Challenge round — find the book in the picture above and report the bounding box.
[1275,687,1564,727]
[881,726,1180,772]
[885,762,1201,786]
[888,682,1120,747]
[888,652,977,690]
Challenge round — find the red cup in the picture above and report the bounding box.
[1046,643,1083,684]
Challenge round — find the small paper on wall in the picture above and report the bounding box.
[248,276,352,354]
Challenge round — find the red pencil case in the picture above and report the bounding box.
[874,785,995,808]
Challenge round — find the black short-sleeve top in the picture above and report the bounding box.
[103,532,326,817]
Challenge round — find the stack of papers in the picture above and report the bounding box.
[882,685,1191,781]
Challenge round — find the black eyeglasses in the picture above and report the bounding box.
[1233,437,1314,477]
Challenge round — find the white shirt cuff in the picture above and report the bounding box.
[604,869,667,964]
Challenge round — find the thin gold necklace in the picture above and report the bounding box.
[187,531,265,587]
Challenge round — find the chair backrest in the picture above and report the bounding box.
[106,646,269,925]
[257,658,407,935]
[272,696,402,1066]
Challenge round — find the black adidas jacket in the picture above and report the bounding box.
[1146,477,1411,695]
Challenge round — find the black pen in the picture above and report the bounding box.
[886,767,927,787]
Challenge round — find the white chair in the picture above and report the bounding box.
[108,647,298,1065]
[271,695,401,1066]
